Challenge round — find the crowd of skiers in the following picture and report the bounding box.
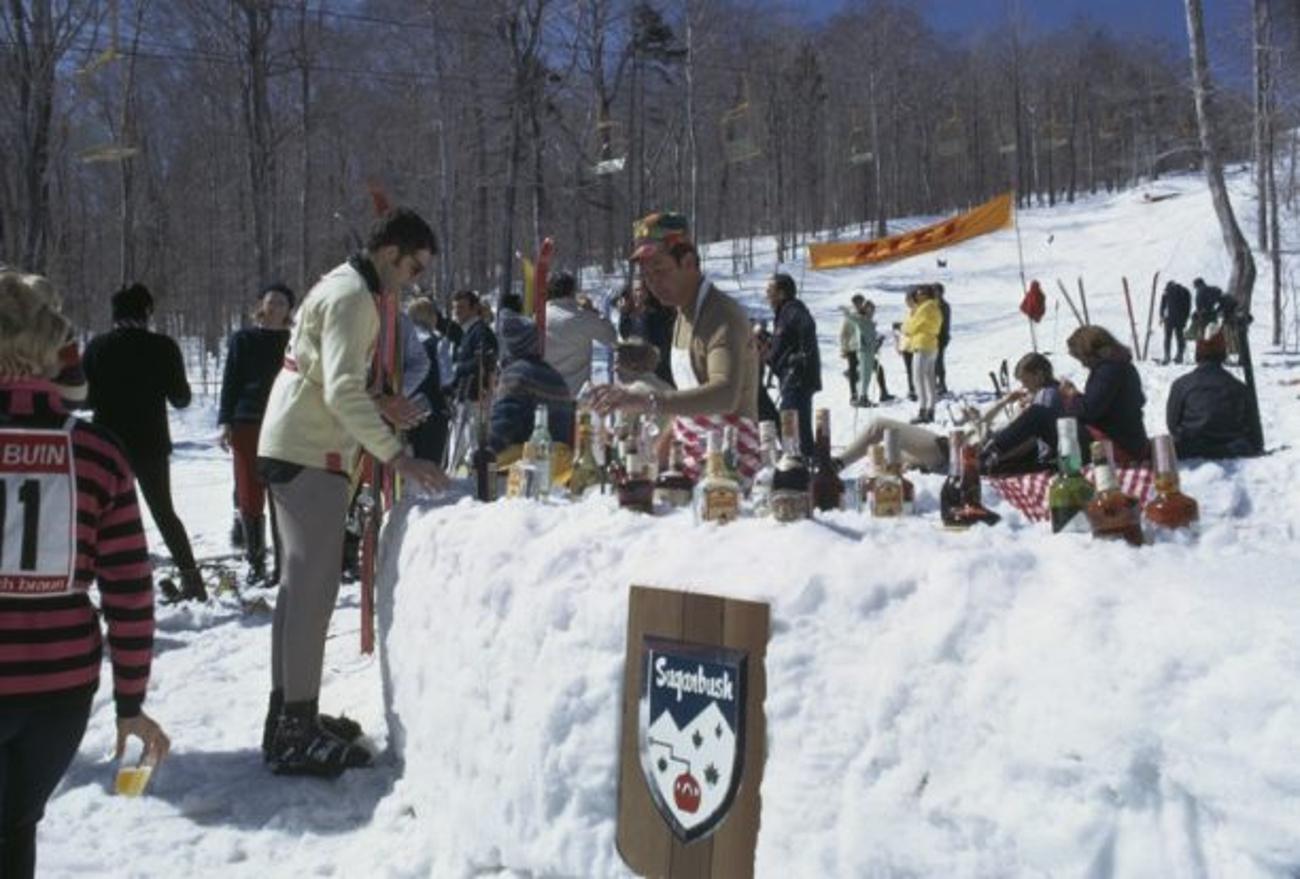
[0,201,1269,874]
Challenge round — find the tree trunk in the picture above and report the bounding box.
[1253,0,1268,251]
[1185,0,1261,449]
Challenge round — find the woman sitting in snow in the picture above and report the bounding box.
[982,326,1149,466]
[489,311,575,461]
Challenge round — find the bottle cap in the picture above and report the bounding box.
[882,428,900,464]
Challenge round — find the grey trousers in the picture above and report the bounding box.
[268,466,350,703]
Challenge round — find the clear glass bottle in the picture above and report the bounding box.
[1047,417,1094,533]
[750,420,779,516]
[1086,440,1143,546]
[1144,435,1199,531]
[506,441,537,499]
[653,440,695,510]
[883,428,913,515]
[529,404,552,498]
[771,410,811,522]
[693,431,741,524]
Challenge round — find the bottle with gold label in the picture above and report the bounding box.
[749,420,779,516]
[771,410,811,522]
[1144,435,1199,532]
[529,404,552,497]
[1085,440,1143,546]
[568,413,602,499]
[653,440,695,510]
[693,431,741,524]
[870,432,903,518]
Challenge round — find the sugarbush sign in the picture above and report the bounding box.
[639,638,748,842]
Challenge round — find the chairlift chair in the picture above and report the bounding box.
[591,118,627,177]
[78,143,139,163]
[77,0,120,77]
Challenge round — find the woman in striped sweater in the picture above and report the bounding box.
[0,272,169,879]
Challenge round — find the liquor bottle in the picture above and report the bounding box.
[470,402,497,502]
[568,413,602,499]
[771,410,812,522]
[810,408,844,512]
[693,431,741,524]
[618,441,655,513]
[940,434,1000,527]
[653,440,695,510]
[870,432,903,518]
[1047,417,1094,533]
[883,428,914,515]
[859,444,885,511]
[529,404,553,498]
[1144,435,1199,531]
[505,441,537,499]
[749,421,779,517]
[1085,440,1143,546]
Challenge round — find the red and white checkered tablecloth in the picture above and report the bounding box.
[672,415,761,481]
[989,466,1154,523]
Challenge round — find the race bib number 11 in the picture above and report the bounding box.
[1,429,76,598]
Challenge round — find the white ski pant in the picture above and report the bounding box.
[912,349,938,413]
[268,467,350,703]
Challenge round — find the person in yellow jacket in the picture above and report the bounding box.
[902,284,943,423]
[256,208,448,778]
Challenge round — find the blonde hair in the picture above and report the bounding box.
[0,272,72,379]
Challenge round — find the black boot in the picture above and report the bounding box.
[243,515,266,586]
[268,701,371,778]
[262,689,284,762]
[179,567,208,602]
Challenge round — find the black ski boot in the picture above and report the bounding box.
[243,515,267,586]
[179,568,208,602]
[268,703,371,777]
[263,692,364,763]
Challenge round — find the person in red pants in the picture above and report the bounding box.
[218,283,295,585]
[1,271,169,879]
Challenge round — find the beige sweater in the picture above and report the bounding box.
[664,283,759,420]
[258,261,403,472]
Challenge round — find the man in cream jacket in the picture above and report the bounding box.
[257,208,447,777]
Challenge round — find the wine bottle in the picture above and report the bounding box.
[1047,417,1094,533]
[810,408,844,512]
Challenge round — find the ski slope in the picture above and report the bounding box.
[38,171,1300,878]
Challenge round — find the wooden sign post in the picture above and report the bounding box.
[617,586,770,879]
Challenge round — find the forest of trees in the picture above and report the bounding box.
[1,0,1296,353]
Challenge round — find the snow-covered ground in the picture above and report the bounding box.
[39,171,1300,878]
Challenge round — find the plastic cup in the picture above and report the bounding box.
[114,764,154,797]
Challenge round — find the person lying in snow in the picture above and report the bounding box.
[980,325,1150,466]
[829,352,1058,476]
[1166,330,1259,460]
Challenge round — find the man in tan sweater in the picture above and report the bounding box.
[257,207,447,778]
[593,212,761,476]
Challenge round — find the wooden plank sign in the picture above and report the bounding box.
[617,586,770,879]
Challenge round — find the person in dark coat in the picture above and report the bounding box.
[438,289,499,403]
[761,272,822,455]
[1189,278,1223,340]
[983,325,1149,465]
[406,296,451,466]
[489,312,574,453]
[1159,281,1192,364]
[617,279,676,388]
[84,283,204,600]
[1167,331,1258,459]
[217,283,294,585]
[934,283,952,395]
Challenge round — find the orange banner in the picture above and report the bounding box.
[808,192,1013,270]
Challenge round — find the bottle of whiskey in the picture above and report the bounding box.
[870,433,903,518]
[1047,417,1094,533]
[618,441,655,513]
[653,439,695,510]
[1144,434,1199,531]
[1085,440,1143,546]
[722,424,740,478]
[750,420,779,516]
[568,413,602,499]
[693,430,741,524]
[529,404,552,498]
[860,444,884,512]
[771,410,811,522]
[506,441,538,499]
[471,401,497,502]
[883,428,914,515]
[941,434,1000,527]
[810,408,844,512]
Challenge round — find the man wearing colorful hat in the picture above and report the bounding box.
[592,212,761,478]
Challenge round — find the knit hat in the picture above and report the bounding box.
[1195,328,1227,363]
[630,211,692,262]
[499,311,539,360]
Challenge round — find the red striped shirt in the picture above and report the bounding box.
[0,380,154,717]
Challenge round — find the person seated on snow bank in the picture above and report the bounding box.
[1166,330,1259,460]
[979,326,1149,466]
[0,273,170,879]
[977,352,1065,475]
[489,312,575,471]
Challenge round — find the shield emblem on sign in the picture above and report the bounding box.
[638,636,748,843]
